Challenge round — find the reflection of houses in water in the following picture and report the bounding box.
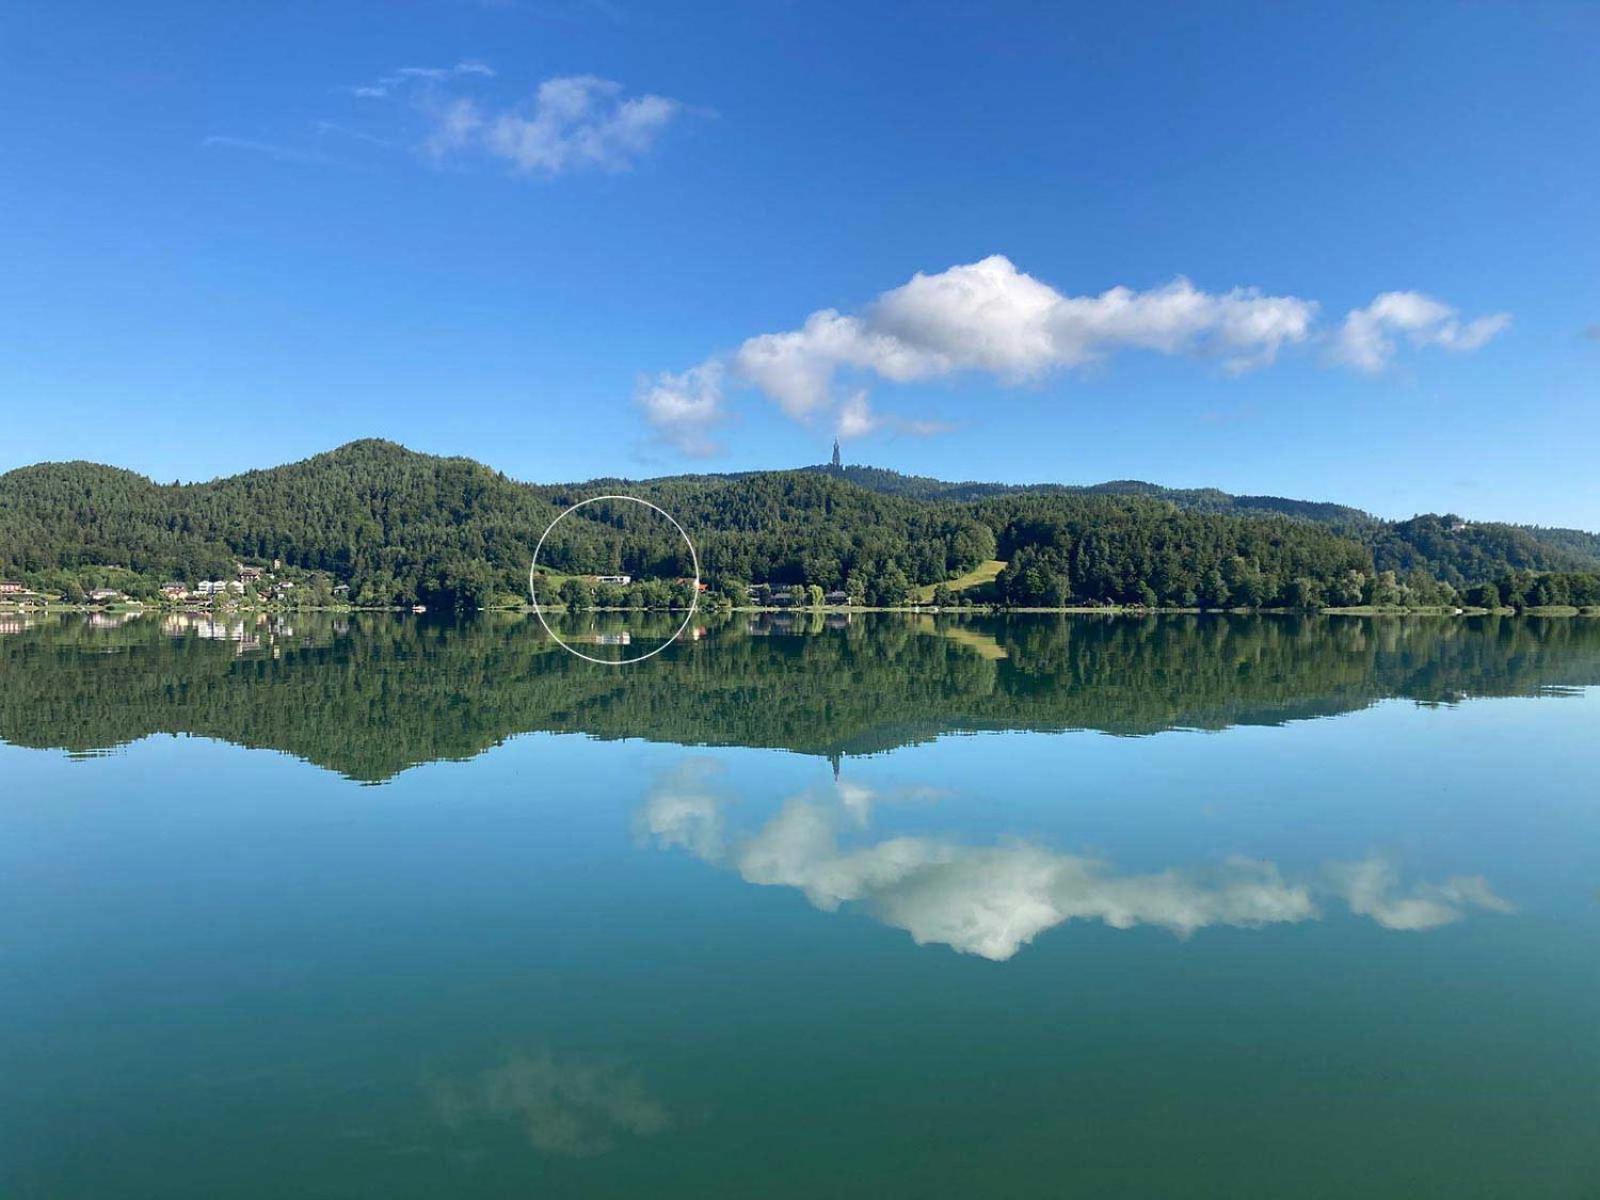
[88,611,140,629]
[0,617,33,635]
[825,612,852,630]
[572,631,633,646]
[745,613,805,636]
[159,612,273,654]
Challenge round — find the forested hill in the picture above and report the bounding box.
[807,463,1600,580]
[1,438,1596,609]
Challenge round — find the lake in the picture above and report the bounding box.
[2,612,1597,1198]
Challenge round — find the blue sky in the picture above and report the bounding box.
[3,2,1597,527]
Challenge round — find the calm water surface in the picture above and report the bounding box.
[2,612,1597,1198]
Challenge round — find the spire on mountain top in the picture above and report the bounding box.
[831,439,842,470]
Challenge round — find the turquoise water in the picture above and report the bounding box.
[1,614,1597,1197]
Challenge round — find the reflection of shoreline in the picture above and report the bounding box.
[5,611,1600,782]
[639,761,1516,962]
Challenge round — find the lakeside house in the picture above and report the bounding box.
[593,574,632,585]
[0,581,25,595]
[236,565,265,584]
[160,583,188,599]
[87,588,125,603]
[825,590,850,605]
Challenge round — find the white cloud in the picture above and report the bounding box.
[637,361,726,457]
[342,63,691,176]
[1331,290,1511,372]
[736,257,1318,413]
[642,255,1320,454]
[640,258,1516,455]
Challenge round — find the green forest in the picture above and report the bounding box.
[2,439,1597,610]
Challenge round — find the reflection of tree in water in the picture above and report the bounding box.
[3,611,1600,781]
[430,1049,671,1158]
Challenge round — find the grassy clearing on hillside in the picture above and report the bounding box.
[914,559,1007,603]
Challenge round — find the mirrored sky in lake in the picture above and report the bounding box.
[2,614,1597,1198]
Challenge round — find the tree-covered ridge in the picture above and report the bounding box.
[809,463,1600,580]
[2,611,1599,782]
[2,439,1596,608]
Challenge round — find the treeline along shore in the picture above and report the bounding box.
[3,439,1599,614]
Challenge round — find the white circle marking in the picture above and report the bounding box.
[528,495,701,666]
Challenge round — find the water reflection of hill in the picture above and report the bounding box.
[2,612,1598,782]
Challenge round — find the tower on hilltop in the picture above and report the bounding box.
[831,438,842,470]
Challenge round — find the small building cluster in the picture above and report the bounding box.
[0,580,51,605]
[743,583,854,607]
[161,565,297,606]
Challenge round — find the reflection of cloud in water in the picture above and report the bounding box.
[1326,858,1515,931]
[639,761,1514,961]
[432,1049,670,1158]
[634,759,730,861]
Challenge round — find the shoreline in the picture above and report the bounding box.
[8,602,1596,619]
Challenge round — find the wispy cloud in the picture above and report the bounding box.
[347,59,496,99]
[417,73,690,175]
[1330,291,1511,373]
[200,135,335,166]
[314,121,397,149]
[219,62,694,180]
